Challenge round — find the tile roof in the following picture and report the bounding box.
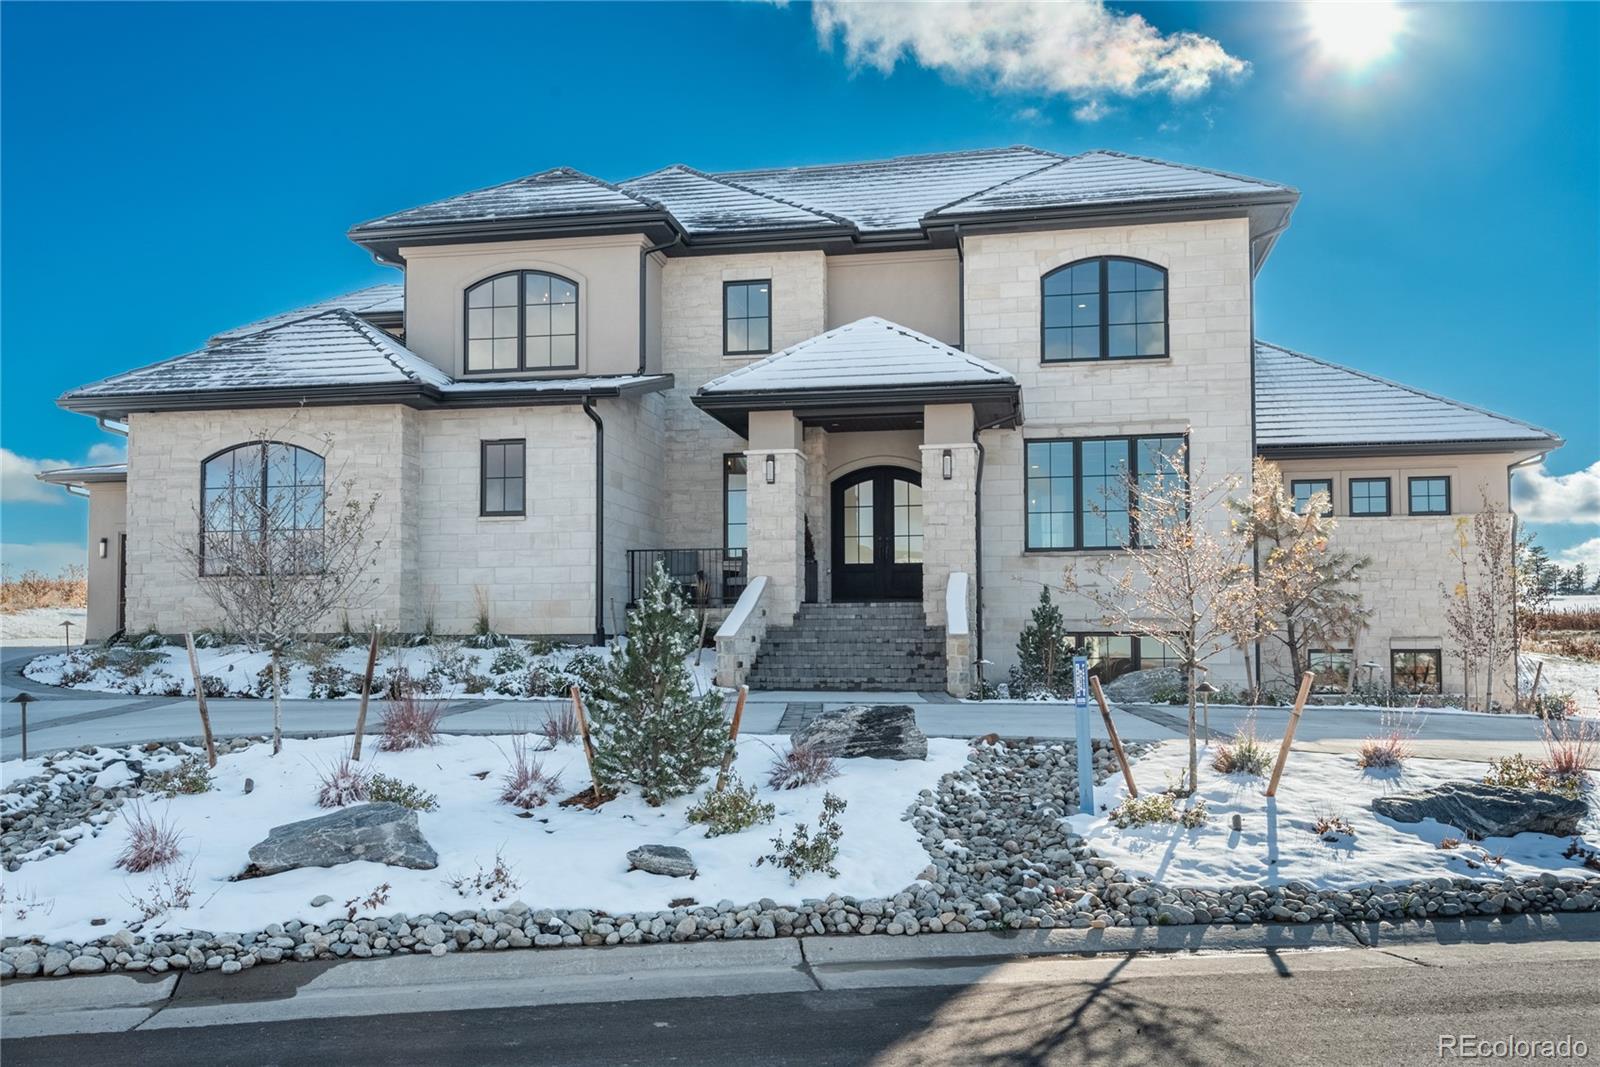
[1254,341,1559,450]
[210,283,403,342]
[620,165,844,233]
[928,151,1294,218]
[350,168,661,234]
[699,317,1016,395]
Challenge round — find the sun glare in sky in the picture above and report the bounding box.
[1306,0,1407,69]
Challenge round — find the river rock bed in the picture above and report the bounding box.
[2,737,1596,980]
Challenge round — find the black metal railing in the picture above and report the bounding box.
[627,548,747,608]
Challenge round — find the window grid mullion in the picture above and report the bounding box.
[1098,259,1109,361]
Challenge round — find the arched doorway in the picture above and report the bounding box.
[831,465,922,601]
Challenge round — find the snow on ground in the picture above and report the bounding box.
[23,638,722,700]
[1549,594,1600,612]
[0,733,968,944]
[1,607,87,646]
[1524,653,1600,717]
[1069,740,1598,891]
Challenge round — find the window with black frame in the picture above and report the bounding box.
[1291,478,1334,516]
[1391,649,1441,693]
[1042,257,1167,362]
[723,454,747,552]
[201,442,325,576]
[480,440,526,517]
[1025,434,1185,550]
[464,271,578,373]
[1349,477,1391,516]
[724,280,771,356]
[1308,648,1353,689]
[1408,476,1450,515]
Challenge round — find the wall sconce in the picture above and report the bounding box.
[98,538,108,559]
[941,449,954,480]
[764,454,776,484]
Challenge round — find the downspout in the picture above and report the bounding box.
[954,224,966,349]
[638,233,683,374]
[97,417,129,437]
[971,409,1014,676]
[583,398,607,646]
[1506,448,1554,699]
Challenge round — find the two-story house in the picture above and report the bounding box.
[42,147,1560,701]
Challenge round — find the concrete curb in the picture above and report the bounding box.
[1,972,177,1038]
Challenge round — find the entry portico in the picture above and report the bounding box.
[694,317,1021,682]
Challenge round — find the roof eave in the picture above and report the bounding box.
[348,212,683,263]
[1256,436,1563,460]
[692,380,1022,436]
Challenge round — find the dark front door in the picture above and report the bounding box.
[831,466,922,601]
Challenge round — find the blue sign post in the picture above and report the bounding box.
[1073,655,1093,814]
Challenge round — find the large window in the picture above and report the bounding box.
[723,280,771,356]
[1026,434,1185,550]
[480,440,526,517]
[201,442,324,576]
[1291,478,1334,516]
[1042,257,1167,362]
[1391,648,1442,693]
[1409,476,1450,515]
[723,454,747,551]
[1073,633,1179,683]
[1349,477,1391,517]
[1309,648,1353,689]
[465,271,578,373]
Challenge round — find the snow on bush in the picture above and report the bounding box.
[1210,730,1272,776]
[125,860,195,921]
[1356,732,1413,770]
[114,804,182,873]
[686,775,776,838]
[1109,792,1208,829]
[368,774,439,812]
[145,754,214,798]
[380,693,444,752]
[540,705,581,747]
[767,741,839,791]
[760,792,846,880]
[448,852,520,902]
[316,756,373,808]
[1483,753,1582,799]
[499,736,561,811]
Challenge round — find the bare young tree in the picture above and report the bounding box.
[176,419,385,754]
[1232,459,1370,687]
[1443,497,1516,710]
[1063,443,1255,794]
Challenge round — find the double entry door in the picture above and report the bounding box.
[830,466,922,601]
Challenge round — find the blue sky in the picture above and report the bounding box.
[2,1,1596,573]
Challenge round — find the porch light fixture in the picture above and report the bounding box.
[98,538,108,559]
[942,449,953,480]
[764,454,776,484]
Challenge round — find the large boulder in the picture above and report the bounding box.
[627,844,697,878]
[1371,782,1588,839]
[245,803,437,876]
[792,704,927,761]
[1102,667,1182,703]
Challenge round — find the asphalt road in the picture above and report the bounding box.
[7,944,1598,1066]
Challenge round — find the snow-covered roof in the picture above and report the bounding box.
[210,283,403,343]
[1255,341,1560,452]
[350,168,662,234]
[620,165,845,234]
[700,317,1016,395]
[929,151,1294,218]
[35,463,127,486]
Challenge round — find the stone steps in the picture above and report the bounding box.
[746,601,947,692]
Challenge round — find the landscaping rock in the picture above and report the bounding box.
[245,804,438,876]
[626,845,697,878]
[1371,782,1588,838]
[1103,668,1181,703]
[792,705,928,761]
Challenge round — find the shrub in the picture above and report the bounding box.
[0,564,85,611]
[562,650,608,695]
[464,586,510,649]
[1211,730,1273,776]
[124,860,194,920]
[133,628,168,651]
[686,775,776,837]
[1484,752,1582,799]
[1356,732,1413,770]
[1008,587,1072,699]
[499,735,561,810]
[767,741,840,790]
[462,671,491,695]
[114,804,182,873]
[1311,808,1355,839]
[368,774,439,812]
[293,641,334,669]
[191,628,229,649]
[760,792,846,880]
[520,664,567,698]
[448,852,520,902]
[1109,792,1208,829]
[1527,691,1577,720]
[111,648,160,680]
[540,705,581,747]
[308,664,360,699]
[199,674,228,699]
[145,753,214,798]
[381,664,417,700]
[316,755,373,808]
[490,646,528,675]
[380,692,444,751]
[1541,720,1598,789]
[1437,836,1462,850]
[425,638,470,683]
[344,882,391,921]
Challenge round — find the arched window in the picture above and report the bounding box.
[464,270,578,373]
[1041,257,1167,362]
[201,442,325,576]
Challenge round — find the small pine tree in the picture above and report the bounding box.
[588,562,729,806]
[1010,587,1073,698]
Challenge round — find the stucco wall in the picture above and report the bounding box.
[85,482,127,640]
[962,218,1256,687]
[826,250,960,343]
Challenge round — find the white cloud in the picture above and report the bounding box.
[1554,537,1600,572]
[812,0,1248,120]
[0,442,125,505]
[0,541,88,575]
[1512,459,1600,525]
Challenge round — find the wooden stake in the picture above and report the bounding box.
[184,631,218,769]
[715,685,749,792]
[1089,675,1137,798]
[351,629,381,761]
[570,685,602,803]
[1265,671,1315,798]
[1527,661,1543,710]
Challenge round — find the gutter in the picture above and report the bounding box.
[582,399,607,646]
[639,233,683,374]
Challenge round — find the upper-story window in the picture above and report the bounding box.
[1291,478,1334,516]
[200,441,325,576]
[1041,257,1168,362]
[724,280,771,356]
[1025,433,1185,551]
[464,271,578,373]
[1409,476,1450,515]
[1349,477,1391,516]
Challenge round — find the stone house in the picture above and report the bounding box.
[41,147,1560,701]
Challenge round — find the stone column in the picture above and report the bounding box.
[920,403,979,630]
[802,427,829,604]
[744,410,807,626]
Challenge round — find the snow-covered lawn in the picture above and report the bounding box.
[0,733,967,944]
[23,638,722,700]
[1,607,87,646]
[1070,740,1598,890]
[1525,653,1600,717]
